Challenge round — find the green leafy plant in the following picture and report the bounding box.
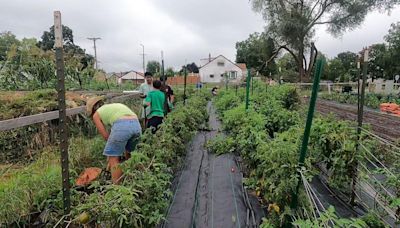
[293,206,367,227]
[206,134,236,155]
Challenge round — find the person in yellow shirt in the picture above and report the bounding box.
[86,96,141,184]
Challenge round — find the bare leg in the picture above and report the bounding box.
[108,156,123,184]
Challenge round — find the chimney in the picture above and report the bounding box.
[209,53,211,62]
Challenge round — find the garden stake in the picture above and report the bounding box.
[54,11,71,224]
[290,58,325,209]
[184,65,187,105]
[251,73,254,95]
[245,69,250,110]
[351,48,369,205]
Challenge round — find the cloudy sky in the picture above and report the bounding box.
[1,0,400,72]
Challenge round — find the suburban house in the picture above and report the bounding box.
[199,54,246,83]
[117,71,145,85]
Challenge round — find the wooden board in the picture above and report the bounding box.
[0,92,140,131]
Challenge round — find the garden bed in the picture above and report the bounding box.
[0,91,209,227]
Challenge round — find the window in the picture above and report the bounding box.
[210,74,214,78]
[230,71,237,79]
[217,61,225,67]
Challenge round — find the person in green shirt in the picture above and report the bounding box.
[144,80,165,133]
[86,96,141,184]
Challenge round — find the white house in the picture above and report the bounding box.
[199,55,246,83]
[117,71,145,85]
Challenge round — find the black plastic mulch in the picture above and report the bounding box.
[162,102,264,228]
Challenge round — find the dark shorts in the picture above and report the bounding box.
[103,119,142,157]
[147,116,163,133]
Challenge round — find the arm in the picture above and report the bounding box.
[93,112,109,140]
[139,85,146,98]
[144,95,151,108]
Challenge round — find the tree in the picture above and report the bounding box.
[37,25,94,71]
[38,25,74,51]
[146,60,161,75]
[251,0,399,82]
[368,44,388,79]
[385,22,400,79]
[179,62,199,74]
[0,32,20,62]
[165,67,175,77]
[337,51,358,81]
[326,58,345,82]
[236,32,277,76]
[324,51,357,82]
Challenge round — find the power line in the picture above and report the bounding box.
[87,37,101,69]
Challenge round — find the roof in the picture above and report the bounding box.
[199,55,243,70]
[236,63,247,71]
[120,71,145,80]
[108,71,144,79]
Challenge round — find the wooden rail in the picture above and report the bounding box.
[0,92,140,131]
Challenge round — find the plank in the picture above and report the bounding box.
[0,107,85,131]
[0,92,140,131]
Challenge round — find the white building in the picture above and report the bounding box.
[199,55,246,83]
[117,71,145,84]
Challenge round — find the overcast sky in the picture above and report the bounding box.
[1,0,400,72]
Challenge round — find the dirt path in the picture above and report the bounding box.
[315,99,400,141]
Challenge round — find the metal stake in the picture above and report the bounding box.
[245,69,251,110]
[291,59,325,209]
[351,48,369,205]
[54,11,71,223]
[184,65,187,105]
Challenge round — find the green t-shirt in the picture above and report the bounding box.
[96,103,137,126]
[145,90,165,118]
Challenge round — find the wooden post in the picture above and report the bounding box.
[54,11,71,224]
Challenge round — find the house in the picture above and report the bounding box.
[199,54,246,83]
[117,71,145,85]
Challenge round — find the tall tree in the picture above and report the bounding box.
[0,32,20,62]
[251,0,399,82]
[180,62,199,74]
[368,44,388,79]
[236,32,276,76]
[38,25,74,51]
[165,67,175,77]
[146,60,161,75]
[385,22,400,79]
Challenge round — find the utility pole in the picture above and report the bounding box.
[140,44,146,73]
[87,37,101,69]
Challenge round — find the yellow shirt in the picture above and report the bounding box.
[96,103,137,126]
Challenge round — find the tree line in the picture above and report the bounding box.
[145,60,199,77]
[236,0,400,82]
[0,25,99,90]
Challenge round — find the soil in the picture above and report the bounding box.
[314,99,400,141]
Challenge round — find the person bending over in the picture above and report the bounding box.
[86,96,141,184]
